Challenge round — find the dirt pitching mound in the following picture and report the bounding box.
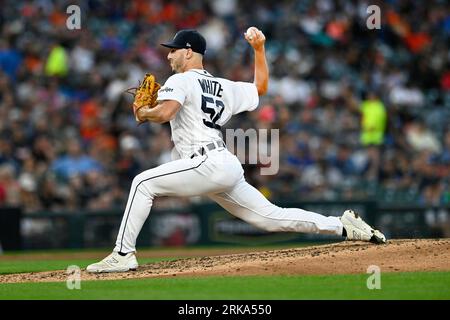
[1,239,449,283]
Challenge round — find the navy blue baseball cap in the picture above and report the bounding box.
[161,29,206,55]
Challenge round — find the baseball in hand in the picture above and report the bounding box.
[246,27,258,40]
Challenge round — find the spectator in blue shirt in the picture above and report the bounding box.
[51,138,102,181]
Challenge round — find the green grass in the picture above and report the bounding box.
[1,243,448,300]
[0,258,171,275]
[1,272,449,300]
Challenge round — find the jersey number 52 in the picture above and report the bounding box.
[201,95,225,130]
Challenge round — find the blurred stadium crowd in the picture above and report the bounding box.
[0,0,449,213]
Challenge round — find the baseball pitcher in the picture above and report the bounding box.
[87,28,386,273]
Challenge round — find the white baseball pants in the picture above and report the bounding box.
[114,148,344,253]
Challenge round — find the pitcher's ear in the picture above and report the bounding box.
[185,48,194,59]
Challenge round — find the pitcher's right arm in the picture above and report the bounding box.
[245,27,268,96]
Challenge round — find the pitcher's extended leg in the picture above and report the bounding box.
[114,155,222,253]
[208,178,343,236]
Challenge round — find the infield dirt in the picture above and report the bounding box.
[0,239,449,283]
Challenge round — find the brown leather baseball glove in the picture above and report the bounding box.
[126,73,161,123]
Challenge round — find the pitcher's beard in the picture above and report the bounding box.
[170,60,182,73]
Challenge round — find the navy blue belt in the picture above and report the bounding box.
[190,141,226,159]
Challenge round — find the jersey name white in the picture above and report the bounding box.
[157,69,259,158]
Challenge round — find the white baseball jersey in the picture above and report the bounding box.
[157,69,259,158]
[113,68,343,254]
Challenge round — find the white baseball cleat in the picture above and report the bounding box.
[341,210,386,244]
[86,252,138,273]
